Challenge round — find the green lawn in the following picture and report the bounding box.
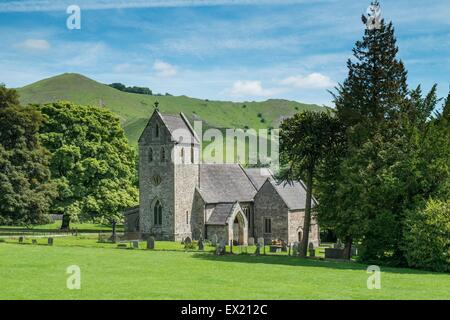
[0,236,449,300]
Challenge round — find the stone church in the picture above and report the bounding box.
[124,110,320,247]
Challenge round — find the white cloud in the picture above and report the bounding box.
[153,60,177,78]
[19,39,50,51]
[281,73,335,89]
[229,80,279,97]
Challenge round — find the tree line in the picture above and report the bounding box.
[0,88,138,229]
[280,18,449,272]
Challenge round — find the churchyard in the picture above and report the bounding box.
[0,233,449,300]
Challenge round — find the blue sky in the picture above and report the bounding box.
[0,0,449,106]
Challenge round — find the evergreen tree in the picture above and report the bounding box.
[280,111,342,257]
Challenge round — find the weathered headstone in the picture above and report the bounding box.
[308,242,315,257]
[48,237,54,246]
[248,237,255,246]
[255,243,261,255]
[292,242,299,256]
[198,238,204,251]
[147,237,155,250]
[132,240,139,249]
[257,237,264,246]
[325,248,345,259]
[216,240,226,256]
[32,239,37,245]
[18,236,24,243]
[210,234,218,247]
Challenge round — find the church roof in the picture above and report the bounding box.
[198,164,257,204]
[159,112,200,145]
[138,110,199,145]
[243,168,274,190]
[205,203,235,225]
[267,179,317,211]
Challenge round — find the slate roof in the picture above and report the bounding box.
[198,164,257,203]
[160,113,199,145]
[244,168,274,190]
[206,203,235,225]
[269,180,317,211]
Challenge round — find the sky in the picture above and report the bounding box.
[0,0,449,106]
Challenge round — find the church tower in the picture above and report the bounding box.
[138,109,200,241]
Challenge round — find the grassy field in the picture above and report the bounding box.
[1,236,449,300]
[16,73,325,145]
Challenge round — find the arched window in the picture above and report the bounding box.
[186,211,189,225]
[191,144,194,164]
[180,148,185,163]
[161,147,166,161]
[148,148,153,162]
[154,201,162,226]
[155,124,160,138]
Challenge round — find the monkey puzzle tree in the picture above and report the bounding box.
[280,111,342,257]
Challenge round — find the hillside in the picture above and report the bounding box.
[17,73,325,145]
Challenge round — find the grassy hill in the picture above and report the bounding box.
[17,73,325,145]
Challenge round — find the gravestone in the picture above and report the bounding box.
[257,237,264,246]
[292,242,299,256]
[32,239,37,245]
[216,240,226,256]
[210,234,218,247]
[308,242,315,257]
[48,237,54,246]
[325,248,345,259]
[248,237,255,246]
[198,238,204,251]
[132,240,139,249]
[147,237,155,250]
[351,245,358,257]
[18,236,24,243]
[255,242,263,256]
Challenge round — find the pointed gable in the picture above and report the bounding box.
[139,110,199,145]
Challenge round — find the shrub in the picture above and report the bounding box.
[403,199,450,272]
[257,113,262,118]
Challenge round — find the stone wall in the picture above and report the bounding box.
[191,190,206,240]
[139,114,175,241]
[206,225,228,243]
[288,210,320,247]
[174,160,199,241]
[253,181,289,243]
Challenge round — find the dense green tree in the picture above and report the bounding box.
[318,7,450,265]
[0,86,56,225]
[403,199,450,272]
[280,111,342,257]
[35,101,138,229]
